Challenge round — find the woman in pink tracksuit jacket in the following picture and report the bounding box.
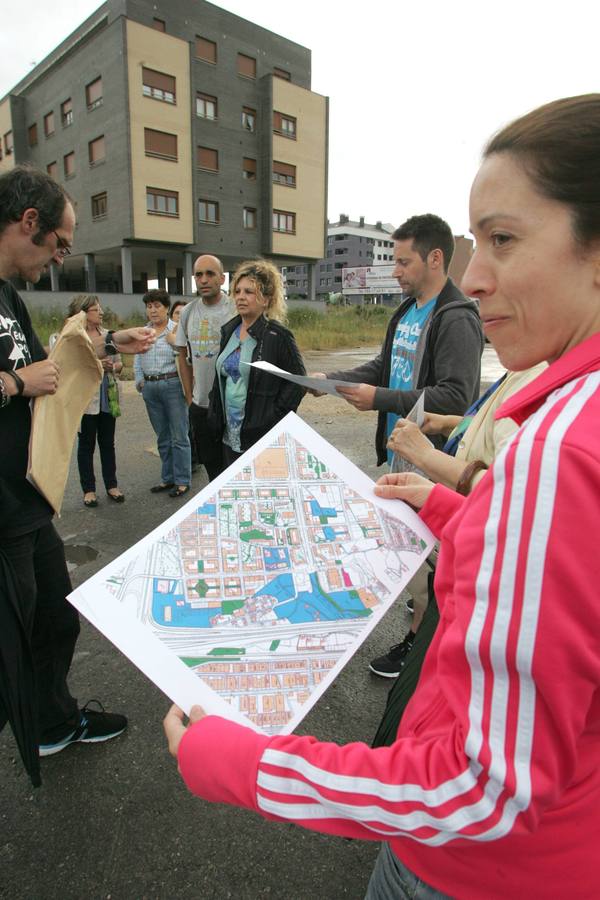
[165,94,600,899]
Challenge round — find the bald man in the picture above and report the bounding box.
[176,255,231,481]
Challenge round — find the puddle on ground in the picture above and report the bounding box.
[64,544,98,572]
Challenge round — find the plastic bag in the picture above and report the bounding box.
[107,375,121,418]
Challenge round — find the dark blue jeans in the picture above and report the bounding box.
[143,378,191,486]
[365,844,453,900]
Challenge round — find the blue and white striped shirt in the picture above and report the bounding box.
[134,320,179,381]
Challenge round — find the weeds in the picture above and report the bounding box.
[31,303,393,373]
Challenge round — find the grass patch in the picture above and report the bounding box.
[31,302,394,376]
[287,304,393,350]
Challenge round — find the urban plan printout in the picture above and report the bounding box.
[70,414,434,735]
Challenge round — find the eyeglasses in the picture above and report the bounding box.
[52,230,72,258]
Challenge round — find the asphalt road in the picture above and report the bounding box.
[0,346,499,899]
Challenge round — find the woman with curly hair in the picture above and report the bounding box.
[209,259,306,466]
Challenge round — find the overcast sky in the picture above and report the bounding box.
[1,0,597,234]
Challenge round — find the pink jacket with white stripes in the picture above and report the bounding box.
[179,333,600,899]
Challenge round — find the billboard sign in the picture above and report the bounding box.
[341,265,403,295]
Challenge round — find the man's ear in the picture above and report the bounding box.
[428,248,443,270]
[21,208,39,234]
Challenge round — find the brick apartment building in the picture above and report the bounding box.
[0,0,328,295]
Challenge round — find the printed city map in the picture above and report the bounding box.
[70,414,434,735]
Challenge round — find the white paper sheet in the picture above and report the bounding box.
[243,360,359,397]
[390,394,433,475]
[69,413,434,735]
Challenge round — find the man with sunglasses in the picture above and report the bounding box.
[0,165,155,769]
[175,254,231,481]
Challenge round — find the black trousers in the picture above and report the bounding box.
[3,523,80,743]
[222,443,244,467]
[189,403,225,481]
[77,412,118,494]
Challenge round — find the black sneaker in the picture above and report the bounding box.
[405,597,414,614]
[39,701,127,757]
[369,635,415,678]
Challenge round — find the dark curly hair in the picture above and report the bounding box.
[0,164,71,241]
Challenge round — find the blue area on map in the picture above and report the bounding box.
[309,499,337,518]
[263,546,291,570]
[322,526,340,541]
[197,502,216,516]
[152,578,214,628]
[256,573,294,603]
[256,572,367,623]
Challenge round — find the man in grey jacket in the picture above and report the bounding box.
[314,213,484,465]
[312,214,484,677]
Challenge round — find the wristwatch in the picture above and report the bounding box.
[105,331,119,355]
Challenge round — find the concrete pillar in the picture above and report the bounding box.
[307,264,316,302]
[120,246,133,294]
[183,252,193,296]
[84,253,96,292]
[50,265,60,292]
[157,258,167,290]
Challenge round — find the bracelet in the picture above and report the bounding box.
[456,459,488,496]
[5,369,25,396]
[105,330,119,356]
[0,375,11,408]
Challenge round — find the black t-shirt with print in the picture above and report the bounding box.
[0,279,54,536]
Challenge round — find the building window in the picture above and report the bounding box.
[28,123,38,147]
[195,36,216,63]
[61,99,73,127]
[86,77,103,111]
[4,131,13,155]
[273,160,296,187]
[273,112,296,139]
[142,67,176,104]
[243,207,256,229]
[198,200,219,224]
[237,53,256,79]
[273,210,295,234]
[43,112,55,138]
[47,161,57,178]
[152,17,166,32]
[63,151,75,178]
[91,192,107,219]
[88,135,105,166]
[242,157,256,179]
[196,92,217,120]
[241,106,255,132]
[144,128,177,160]
[147,187,179,217]
[197,146,218,171]
[273,67,291,81]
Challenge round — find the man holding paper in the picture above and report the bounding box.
[311,214,484,466]
[0,166,154,774]
[311,214,483,677]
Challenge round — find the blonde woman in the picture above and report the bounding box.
[208,259,305,466]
